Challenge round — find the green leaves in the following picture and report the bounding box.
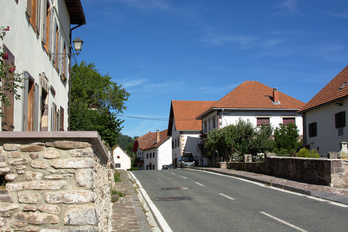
[70,62,130,148]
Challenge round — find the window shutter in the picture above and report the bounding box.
[60,107,64,131]
[22,72,30,131]
[33,83,40,131]
[42,0,47,44]
[26,0,32,17]
[36,0,41,34]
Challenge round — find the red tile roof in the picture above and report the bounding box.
[136,129,170,151]
[299,66,348,113]
[196,81,304,118]
[168,100,216,133]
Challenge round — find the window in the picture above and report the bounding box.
[309,122,317,137]
[146,153,148,159]
[117,156,120,159]
[212,117,216,129]
[153,152,155,159]
[257,117,270,126]
[335,111,346,128]
[116,163,121,168]
[54,24,59,69]
[153,164,155,170]
[59,107,64,131]
[203,121,207,133]
[283,118,295,125]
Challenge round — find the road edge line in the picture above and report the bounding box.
[128,171,173,232]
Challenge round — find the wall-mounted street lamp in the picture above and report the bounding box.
[72,36,83,55]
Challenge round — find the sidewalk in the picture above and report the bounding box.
[110,170,152,232]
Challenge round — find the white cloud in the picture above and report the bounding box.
[115,0,174,12]
[272,0,300,16]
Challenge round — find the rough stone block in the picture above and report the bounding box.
[45,191,95,204]
[38,204,61,215]
[69,147,94,157]
[0,195,13,203]
[0,167,11,175]
[20,144,44,152]
[0,216,7,228]
[5,173,17,182]
[24,225,40,231]
[11,212,28,227]
[46,141,92,150]
[51,158,94,169]
[23,205,37,212]
[7,151,21,158]
[29,153,39,160]
[18,192,42,204]
[75,169,94,189]
[6,180,67,191]
[3,144,20,151]
[66,226,98,232]
[27,212,59,225]
[24,171,44,181]
[0,155,5,162]
[0,162,6,168]
[44,174,63,180]
[43,150,61,159]
[31,161,49,169]
[0,203,19,212]
[64,204,97,226]
[8,158,28,166]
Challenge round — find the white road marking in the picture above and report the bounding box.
[168,172,176,175]
[219,193,235,200]
[328,201,348,208]
[181,176,187,179]
[195,182,205,187]
[260,211,308,232]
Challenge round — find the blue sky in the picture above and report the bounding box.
[75,0,348,138]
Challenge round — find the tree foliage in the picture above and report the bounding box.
[274,123,301,154]
[70,62,130,148]
[203,119,275,159]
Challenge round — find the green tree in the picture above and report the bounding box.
[70,62,130,148]
[274,123,301,154]
[252,124,275,154]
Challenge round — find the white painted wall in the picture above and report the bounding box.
[181,133,203,166]
[0,0,73,131]
[143,137,172,170]
[202,110,303,135]
[171,119,181,165]
[304,99,348,154]
[113,146,131,170]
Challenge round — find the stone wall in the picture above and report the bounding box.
[0,132,111,232]
[228,156,348,188]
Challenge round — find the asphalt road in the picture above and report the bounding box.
[132,169,348,232]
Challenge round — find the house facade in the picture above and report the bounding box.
[0,0,85,131]
[168,100,216,167]
[112,145,132,170]
[133,129,172,170]
[197,81,305,136]
[299,66,348,154]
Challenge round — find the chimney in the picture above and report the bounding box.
[156,130,160,143]
[273,87,280,104]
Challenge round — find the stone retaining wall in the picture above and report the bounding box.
[228,157,348,188]
[0,132,111,232]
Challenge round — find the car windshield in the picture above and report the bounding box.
[182,153,193,162]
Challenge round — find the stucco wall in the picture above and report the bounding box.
[0,0,73,131]
[304,98,348,154]
[0,132,111,231]
[113,147,131,170]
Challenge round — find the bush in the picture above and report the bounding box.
[296,148,320,158]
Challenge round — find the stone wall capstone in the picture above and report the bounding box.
[0,131,111,232]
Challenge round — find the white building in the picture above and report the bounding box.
[197,81,305,136]
[134,130,172,170]
[299,66,348,154]
[112,145,132,170]
[168,100,216,167]
[0,0,85,131]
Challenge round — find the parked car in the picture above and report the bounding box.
[162,164,173,170]
[178,152,195,168]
